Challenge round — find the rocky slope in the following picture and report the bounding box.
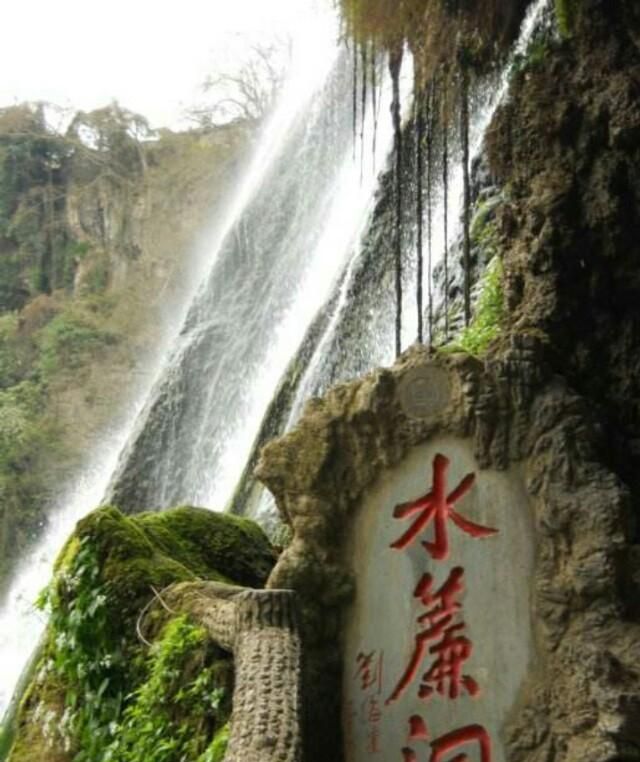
[0,103,248,592]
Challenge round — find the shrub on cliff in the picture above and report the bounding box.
[3,505,276,762]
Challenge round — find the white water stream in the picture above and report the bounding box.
[285,0,552,424]
[0,2,340,721]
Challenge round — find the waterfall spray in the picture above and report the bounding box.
[0,3,340,723]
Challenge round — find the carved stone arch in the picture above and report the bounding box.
[256,341,640,762]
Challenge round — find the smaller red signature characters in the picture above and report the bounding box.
[387,567,478,705]
[390,454,498,560]
[365,696,383,753]
[354,650,385,754]
[402,723,492,762]
[355,650,384,693]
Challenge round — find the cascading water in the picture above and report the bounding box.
[0,3,348,723]
[0,0,551,729]
[106,52,397,514]
[240,0,553,521]
[289,0,553,409]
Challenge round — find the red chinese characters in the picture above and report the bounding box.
[353,650,385,754]
[390,454,498,561]
[386,567,478,705]
[402,724,492,762]
[355,650,384,693]
[366,696,383,754]
[384,452,499,762]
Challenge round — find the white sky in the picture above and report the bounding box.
[0,0,334,129]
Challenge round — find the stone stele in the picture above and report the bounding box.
[343,438,535,762]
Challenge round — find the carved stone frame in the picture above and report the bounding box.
[256,341,640,762]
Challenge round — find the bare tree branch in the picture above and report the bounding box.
[185,36,291,128]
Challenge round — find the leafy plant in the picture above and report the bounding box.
[555,0,579,39]
[203,723,230,762]
[107,616,230,762]
[19,508,252,762]
[37,538,125,760]
[444,257,505,356]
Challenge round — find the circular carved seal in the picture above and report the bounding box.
[398,365,451,419]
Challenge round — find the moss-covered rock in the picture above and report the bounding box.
[4,505,275,762]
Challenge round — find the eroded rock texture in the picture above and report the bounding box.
[488,0,640,541]
[257,344,640,762]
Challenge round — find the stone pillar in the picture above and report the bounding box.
[224,589,302,762]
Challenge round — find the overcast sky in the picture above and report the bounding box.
[0,0,335,128]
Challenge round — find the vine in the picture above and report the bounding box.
[24,513,240,762]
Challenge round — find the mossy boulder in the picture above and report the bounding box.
[3,505,276,762]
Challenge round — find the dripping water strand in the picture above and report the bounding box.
[414,80,424,344]
[442,68,450,342]
[390,48,404,357]
[360,43,367,182]
[352,41,358,159]
[461,66,472,327]
[371,44,378,170]
[426,79,434,345]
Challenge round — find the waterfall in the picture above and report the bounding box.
[0,3,342,722]
[287,0,553,413]
[105,51,397,514]
[0,0,551,727]
[243,0,552,521]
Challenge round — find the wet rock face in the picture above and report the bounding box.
[256,345,640,762]
[486,0,640,531]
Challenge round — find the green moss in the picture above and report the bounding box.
[67,505,274,627]
[53,537,81,576]
[135,507,276,588]
[6,505,275,762]
[555,0,579,38]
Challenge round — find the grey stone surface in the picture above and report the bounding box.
[398,365,452,419]
[342,438,535,762]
